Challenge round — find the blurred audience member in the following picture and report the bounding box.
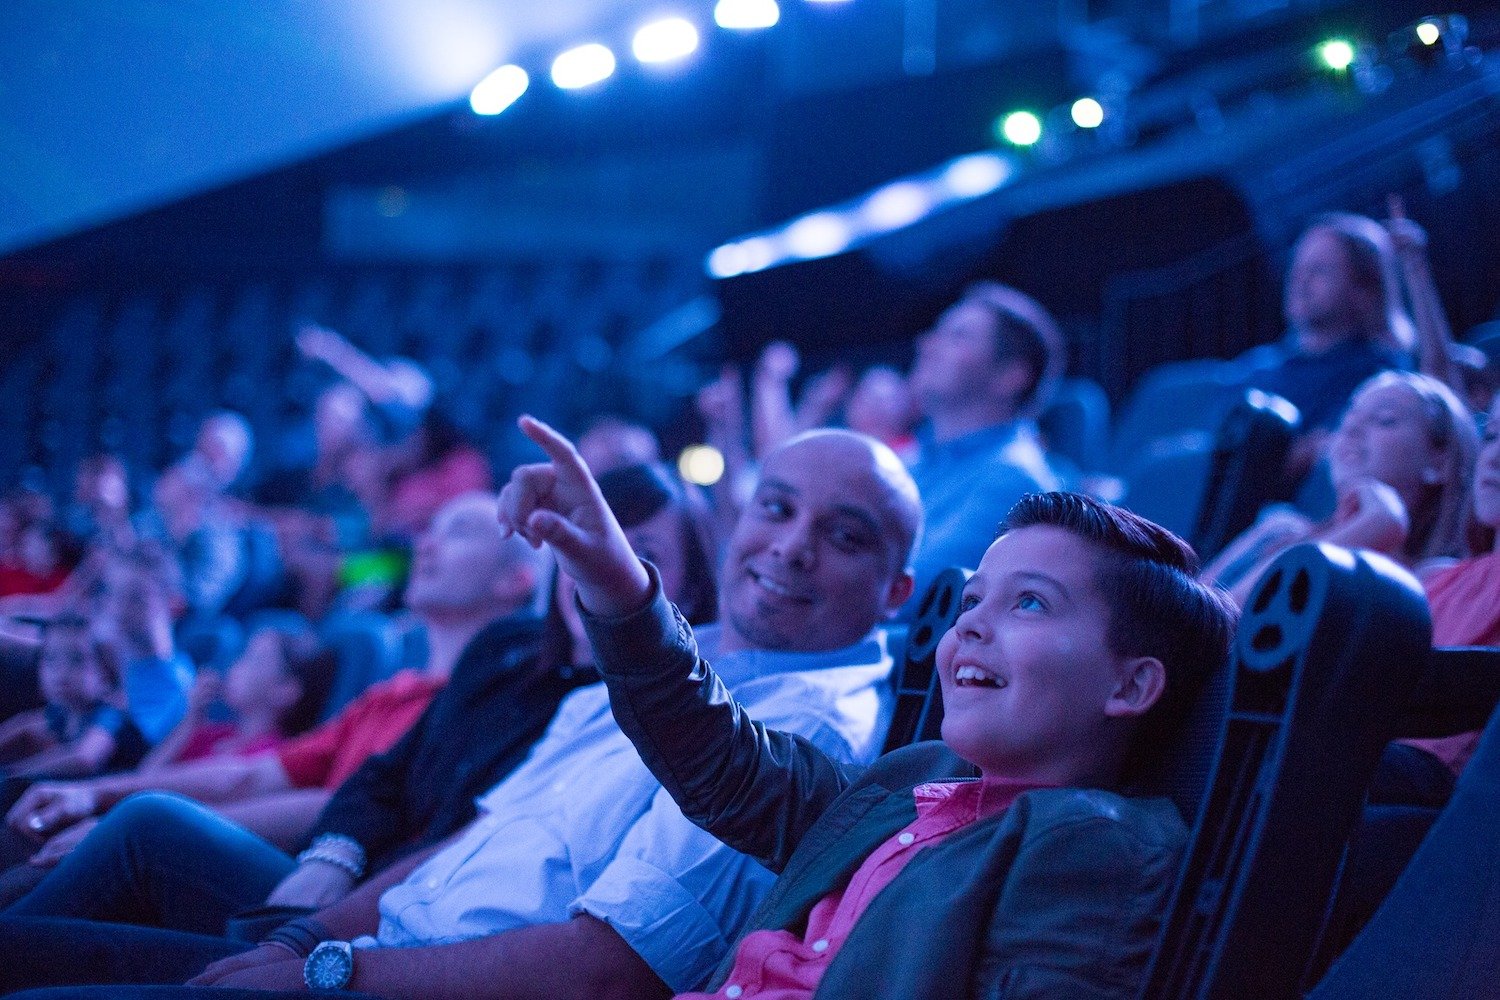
[147,466,251,621]
[845,364,918,461]
[1204,372,1477,605]
[4,492,544,874]
[186,412,255,496]
[61,454,138,554]
[0,519,74,600]
[98,548,196,747]
[139,624,334,772]
[905,282,1062,596]
[0,617,145,782]
[577,415,662,475]
[1237,213,1416,482]
[380,412,492,543]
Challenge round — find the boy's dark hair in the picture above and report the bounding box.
[1000,492,1238,776]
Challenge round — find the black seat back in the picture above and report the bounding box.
[1190,389,1300,563]
[881,568,971,754]
[1138,543,1432,1000]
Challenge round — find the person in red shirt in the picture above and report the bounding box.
[8,492,547,857]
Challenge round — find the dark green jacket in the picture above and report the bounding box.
[586,584,1186,999]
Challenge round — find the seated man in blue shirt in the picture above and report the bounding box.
[905,282,1062,602]
[0,422,923,1000]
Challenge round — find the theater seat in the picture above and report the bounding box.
[1309,697,1500,999]
[1138,543,1432,1000]
[1190,388,1300,564]
[880,567,970,754]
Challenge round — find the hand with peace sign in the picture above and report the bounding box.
[497,416,653,617]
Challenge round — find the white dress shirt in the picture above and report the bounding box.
[366,623,894,992]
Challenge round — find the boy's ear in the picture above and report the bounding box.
[1104,656,1166,719]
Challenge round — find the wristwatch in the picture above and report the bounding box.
[303,940,355,990]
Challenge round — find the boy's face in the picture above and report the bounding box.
[936,525,1158,783]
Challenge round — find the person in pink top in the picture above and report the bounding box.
[496,417,1238,1000]
[1406,392,1500,775]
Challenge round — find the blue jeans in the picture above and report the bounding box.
[8,792,296,936]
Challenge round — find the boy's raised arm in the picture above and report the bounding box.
[497,416,652,618]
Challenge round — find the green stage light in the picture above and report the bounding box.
[1318,38,1356,71]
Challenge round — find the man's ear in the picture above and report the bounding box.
[988,359,1032,409]
[1104,656,1166,719]
[884,570,916,615]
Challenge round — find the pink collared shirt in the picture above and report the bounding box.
[678,777,1053,1000]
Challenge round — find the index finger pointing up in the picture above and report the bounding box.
[518,415,590,480]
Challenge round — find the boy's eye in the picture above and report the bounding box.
[958,593,980,613]
[1016,591,1045,612]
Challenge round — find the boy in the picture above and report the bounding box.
[500,416,1237,1000]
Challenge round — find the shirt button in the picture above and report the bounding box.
[898,832,916,846]
[425,879,439,890]
[725,986,744,999]
[811,939,829,953]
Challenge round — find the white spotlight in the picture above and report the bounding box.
[783,213,851,260]
[552,43,617,90]
[469,65,529,116]
[714,0,780,30]
[1071,97,1105,129]
[678,445,726,486]
[633,17,700,64]
[862,182,932,231]
[940,153,1012,198]
[707,244,749,279]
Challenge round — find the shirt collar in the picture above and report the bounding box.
[693,623,891,689]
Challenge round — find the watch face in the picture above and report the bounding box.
[305,943,353,990]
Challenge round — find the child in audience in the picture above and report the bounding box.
[1204,371,1477,606]
[498,417,1238,1000]
[140,624,334,771]
[0,617,145,780]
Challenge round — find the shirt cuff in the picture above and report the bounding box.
[570,856,738,994]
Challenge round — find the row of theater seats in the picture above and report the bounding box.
[0,256,705,495]
[888,548,1500,998]
[1041,360,1309,554]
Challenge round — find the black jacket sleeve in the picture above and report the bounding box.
[301,705,427,861]
[583,570,864,874]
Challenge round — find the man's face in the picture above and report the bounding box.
[405,495,512,614]
[908,300,1000,410]
[1284,228,1369,336]
[719,435,914,653]
[936,525,1150,781]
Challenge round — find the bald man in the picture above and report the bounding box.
[0,426,923,1000]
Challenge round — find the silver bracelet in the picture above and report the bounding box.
[296,834,366,879]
